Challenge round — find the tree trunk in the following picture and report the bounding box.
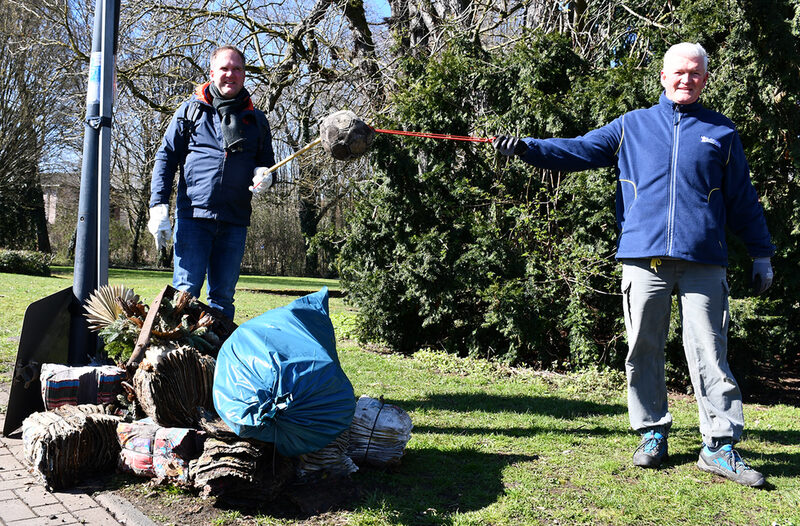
[299,192,319,276]
[32,183,51,253]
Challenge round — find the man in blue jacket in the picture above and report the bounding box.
[148,46,276,320]
[495,42,774,487]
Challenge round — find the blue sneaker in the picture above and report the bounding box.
[697,443,765,487]
[633,430,668,468]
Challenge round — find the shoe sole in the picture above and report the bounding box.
[696,458,765,487]
[633,453,668,468]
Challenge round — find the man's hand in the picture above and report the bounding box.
[493,135,528,156]
[148,204,171,251]
[249,167,274,195]
[752,257,773,294]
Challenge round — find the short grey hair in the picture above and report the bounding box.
[663,42,708,71]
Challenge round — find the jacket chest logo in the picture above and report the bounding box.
[700,135,721,148]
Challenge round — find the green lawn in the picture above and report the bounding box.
[337,349,800,526]
[0,267,350,373]
[1,269,799,525]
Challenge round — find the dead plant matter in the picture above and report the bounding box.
[84,286,234,364]
[133,344,216,427]
[22,404,121,490]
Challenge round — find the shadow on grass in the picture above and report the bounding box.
[409,392,627,419]
[412,422,623,438]
[210,448,537,524]
[755,451,800,478]
[348,447,538,525]
[745,428,800,447]
[290,394,623,524]
[400,392,627,438]
[740,431,800,479]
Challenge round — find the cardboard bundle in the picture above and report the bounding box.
[190,437,293,506]
[22,404,121,489]
[295,431,358,481]
[133,345,216,427]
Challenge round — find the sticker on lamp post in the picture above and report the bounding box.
[86,51,102,104]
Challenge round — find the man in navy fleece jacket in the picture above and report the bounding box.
[148,46,275,320]
[495,42,774,487]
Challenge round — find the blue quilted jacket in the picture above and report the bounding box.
[150,82,275,226]
[519,92,775,265]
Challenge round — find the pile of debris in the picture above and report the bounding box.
[18,285,413,508]
[23,404,120,489]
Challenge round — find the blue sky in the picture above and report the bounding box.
[367,0,391,21]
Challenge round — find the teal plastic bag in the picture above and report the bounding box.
[212,288,355,456]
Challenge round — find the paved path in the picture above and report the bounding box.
[0,386,154,526]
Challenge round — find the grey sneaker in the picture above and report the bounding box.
[697,443,765,487]
[633,430,668,468]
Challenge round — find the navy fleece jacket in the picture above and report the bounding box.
[150,83,275,226]
[519,93,775,265]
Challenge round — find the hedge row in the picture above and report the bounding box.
[0,249,52,277]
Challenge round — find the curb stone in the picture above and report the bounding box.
[96,492,159,526]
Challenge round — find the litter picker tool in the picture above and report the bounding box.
[250,109,496,193]
[249,137,322,193]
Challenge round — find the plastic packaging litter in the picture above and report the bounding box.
[213,288,355,457]
[40,363,125,410]
[153,426,203,483]
[117,420,160,477]
[116,419,203,483]
[348,396,413,467]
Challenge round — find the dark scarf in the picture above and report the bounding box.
[208,83,251,152]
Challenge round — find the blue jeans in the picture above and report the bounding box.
[621,258,743,445]
[173,217,247,320]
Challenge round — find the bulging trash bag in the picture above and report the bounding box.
[213,288,355,457]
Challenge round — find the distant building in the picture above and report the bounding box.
[39,171,126,225]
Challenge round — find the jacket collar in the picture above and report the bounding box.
[659,91,703,113]
[193,81,255,111]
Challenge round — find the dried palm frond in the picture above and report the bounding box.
[22,404,121,490]
[133,344,216,427]
[190,437,293,505]
[84,285,137,330]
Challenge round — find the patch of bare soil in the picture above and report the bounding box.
[110,475,362,525]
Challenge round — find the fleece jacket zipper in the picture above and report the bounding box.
[666,106,682,256]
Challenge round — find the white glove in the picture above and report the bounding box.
[147,204,171,251]
[249,167,274,195]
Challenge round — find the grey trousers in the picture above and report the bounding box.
[621,259,744,445]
